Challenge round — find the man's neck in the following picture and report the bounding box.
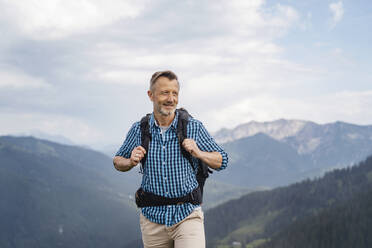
[154,111,175,127]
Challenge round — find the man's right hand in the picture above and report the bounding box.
[130,146,146,166]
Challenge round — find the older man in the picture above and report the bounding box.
[113,70,228,248]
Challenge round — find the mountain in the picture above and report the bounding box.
[13,130,76,146]
[212,120,372,188]
[0,135,248,248]
[0,135,141,248]
[214,119,309,143]
[204,155,372,248]
[212,133,311,188]
[260,188,372,248]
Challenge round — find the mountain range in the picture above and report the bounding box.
[3,118,372,247]
[212,119,372,188]
[205,155,372,248]
[0,135,247,248]
[0,135,141,248]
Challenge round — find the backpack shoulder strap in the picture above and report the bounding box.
[176,108,193,164]
[139,113,151,173]
[176,108,211,200]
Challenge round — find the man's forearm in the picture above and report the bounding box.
[113,156,135,172]
[197,151,222,170]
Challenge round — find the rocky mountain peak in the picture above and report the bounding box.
[214,119,309,143]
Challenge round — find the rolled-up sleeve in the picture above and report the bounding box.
[115,122,140,158]
[196,122,228,171]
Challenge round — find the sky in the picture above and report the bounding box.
[0,0,371,149]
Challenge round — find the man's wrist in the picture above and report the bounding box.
[129,158,137,167]
[195,150,204,160]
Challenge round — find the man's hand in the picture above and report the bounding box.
[113,146,146,172]
[182,138,223,169]
[130,146,147,166]
[182,139,201,158]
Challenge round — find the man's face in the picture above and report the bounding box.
[148,76,179,117]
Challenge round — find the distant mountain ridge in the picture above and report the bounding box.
[212,119,372,188]
[214,119,372,154]
[214,119,309,144]
[0,135,249,248]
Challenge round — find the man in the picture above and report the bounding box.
[113,70,228,248]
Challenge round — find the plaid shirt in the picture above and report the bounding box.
[115,111,228,226]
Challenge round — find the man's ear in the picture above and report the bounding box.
[147,90,153,102]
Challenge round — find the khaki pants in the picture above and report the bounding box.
[139,208,205,248]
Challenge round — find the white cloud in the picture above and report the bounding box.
[329,1,344,27]
[0,112,105,144]
[0,0,146,39]
[0,69,51,89]
[223,0,300,37]
[202,90,372,131]
[78,0,299,87]
[2,0,369,147]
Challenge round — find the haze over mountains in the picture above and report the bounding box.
[0,135,247,248]
[13,118,372,190]
[3,118,372,247]
[0,136,140,248]
[212,119,372,188]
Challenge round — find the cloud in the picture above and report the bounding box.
[0,0,146,39]
[222,0,299,38]
[2,0,369,147]
[0,112,105,144]
[0,0,305,145]
[329,1,344,27]
[0,68,51,89]
[202,90,372,131]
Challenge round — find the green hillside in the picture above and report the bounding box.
[0,136,140,248]
[0,135,248,247]
[213,133,312,188]
[205,155,372,248]
[261,188,372,248]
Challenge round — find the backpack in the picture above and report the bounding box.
[134,108,212,208]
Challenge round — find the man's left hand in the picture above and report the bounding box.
[182,138,201,158]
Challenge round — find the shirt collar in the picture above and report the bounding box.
[149,110,179,130]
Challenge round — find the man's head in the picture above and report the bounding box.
[148,70,179,117]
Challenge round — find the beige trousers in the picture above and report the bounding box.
[139,208,205,248]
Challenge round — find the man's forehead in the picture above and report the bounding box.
[154,77,179,88]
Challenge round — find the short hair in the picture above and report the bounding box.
[150,70,179,91]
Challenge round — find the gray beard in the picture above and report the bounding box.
[157,105,176,116]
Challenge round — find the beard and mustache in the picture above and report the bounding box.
[156,101,177,116]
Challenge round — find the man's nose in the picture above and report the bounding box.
[167,94,176,102]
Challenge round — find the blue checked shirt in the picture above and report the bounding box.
[115,111,228,227]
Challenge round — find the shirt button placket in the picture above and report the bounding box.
[161,139,168,199]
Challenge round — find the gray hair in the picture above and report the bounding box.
[150,70,179,91]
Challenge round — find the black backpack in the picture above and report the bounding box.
[134,108,212,208]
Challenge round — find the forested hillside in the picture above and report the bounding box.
[205,155,372,248]
[260,188,372,248]
[0,136,140,248]
[0,135,248,248]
